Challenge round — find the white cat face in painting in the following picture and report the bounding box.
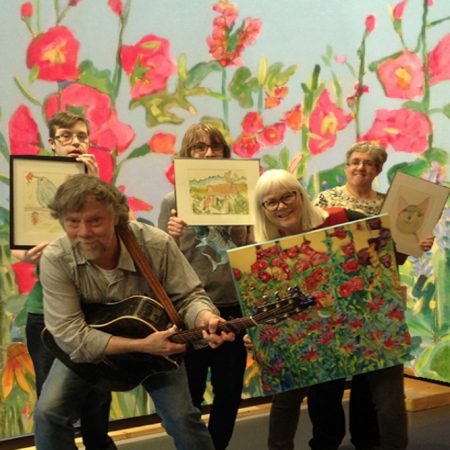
[396,196,429,234]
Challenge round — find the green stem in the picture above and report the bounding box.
[354,32,368,139]
[35,0,41,34]
[221,67,229,128]
[13,77,42,106]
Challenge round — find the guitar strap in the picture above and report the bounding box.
[119,225,184,329]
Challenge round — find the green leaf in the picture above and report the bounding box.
[265,63,297,91]
[306,163,346,197]
[442,103,450,119]
[402,101,427,114]
[387,160,429,183]
[29,65,39,83]
[229,67,258,108]
[262,154,279,169]
[279,147,290,170]
[423,147,448,166]
[0,132,9,163]
[0,174,9,186]
[78,60,113,95]
[185,61,222,89]
[127,143,150,160]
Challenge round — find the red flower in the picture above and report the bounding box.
[428,34,450,85]
[258,123,286,147]
[339,282,353,298]
[376,51,424,99]
[258,271,272,283]
[165,162,175,185]
[108,0,123,16]
[148,133,176,154]
[8,105,40,155]
[11,262,37,294]
[118,186,153,213]
[365,15,376,33]
[265,86,288,109]
[295,259,310,272]
[319,330,334,345]
[233,268,242,280]
[349,276,364,291]
[259,326,281,343]
[20,2,33,18]
[45,83,135,155]
[348,318,363,330]
[361,108,431,153]
[301,348,318,362]
[232,134,261,157]
[341,243,355,256]
[387,307,404,321]
[393,0,407,21]
[242,112,264,134]
[341,259,360,273]
[308,89,353,155]
[283,104,303,131]
[89,148,114,184]
[26,26,79,81]
[120,34,176,99]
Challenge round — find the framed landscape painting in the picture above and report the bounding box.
[174,158,260,226]
[10,155,86,249]
[227,215,411,395]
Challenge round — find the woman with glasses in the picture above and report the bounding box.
[253,169,364,450]
[158,123,250,450]
[314,142,433,450]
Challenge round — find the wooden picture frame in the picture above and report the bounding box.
[10,155,86,249]
[380,172,449,257]
[174,158,260,226]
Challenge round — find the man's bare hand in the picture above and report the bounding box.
[196,310,235,349]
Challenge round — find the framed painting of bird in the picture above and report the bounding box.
[9,155,86,249]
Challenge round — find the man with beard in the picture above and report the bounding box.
[35,174,234,450]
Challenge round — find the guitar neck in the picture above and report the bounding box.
[170,317,256,344]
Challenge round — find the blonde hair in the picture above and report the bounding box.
[254,169,327,242]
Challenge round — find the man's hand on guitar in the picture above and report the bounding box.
[140,326,187,356]
[196,310,235,349]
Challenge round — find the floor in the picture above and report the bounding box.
[116,401,450,450]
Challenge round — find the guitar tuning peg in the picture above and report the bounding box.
[288,286,299,294]
[273,291,281,299]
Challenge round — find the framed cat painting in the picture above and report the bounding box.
[380,172,450,257]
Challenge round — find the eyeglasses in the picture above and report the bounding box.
[347,159,376,168]
[190,142,224,156]
[54,131,89,145]
[262,191,298,211]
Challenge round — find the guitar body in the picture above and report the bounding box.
[42,287,315,392]
[42,296,183,391]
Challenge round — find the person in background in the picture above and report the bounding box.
[314,141,434,450]
[252,168,367,450]
[35,174,235,450]
[12,111,116,450]
[158,123,250,450]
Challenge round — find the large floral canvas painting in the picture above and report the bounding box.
[228,215,411,395]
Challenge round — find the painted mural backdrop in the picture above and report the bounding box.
[0,0,448,439]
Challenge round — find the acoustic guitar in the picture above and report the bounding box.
[42,286,315,391]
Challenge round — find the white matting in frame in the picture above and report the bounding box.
[380,171,449,257]
[10,155,86,249]
[174,158,260,226]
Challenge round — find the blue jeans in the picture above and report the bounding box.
[35,360,214,450]
[27,314,116,450]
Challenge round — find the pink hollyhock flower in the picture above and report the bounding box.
[20,2,33,18]
[428,34,450,85]
[11,262,37,294]
[393,0,408,20]
[308,89,353,155]
[148,132,176,154]
[365,15,376,33]
[108,0,123,16]
[89,148,114,183]
[9,105,40,155]
[283,104,303,131]
[26,26,79,81]
[242,112,264,134]
[207,3,262,67]
[335,55,347,64]
[165,162,175,185]
[258,122,286,147]
[361,108,431,153]
[45,83,135,155]
[376,51,424,99]
[120,34,176,99]
[118,186,153,213]
[232,134,261,157]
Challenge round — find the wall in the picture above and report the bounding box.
[0,0,448,439]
